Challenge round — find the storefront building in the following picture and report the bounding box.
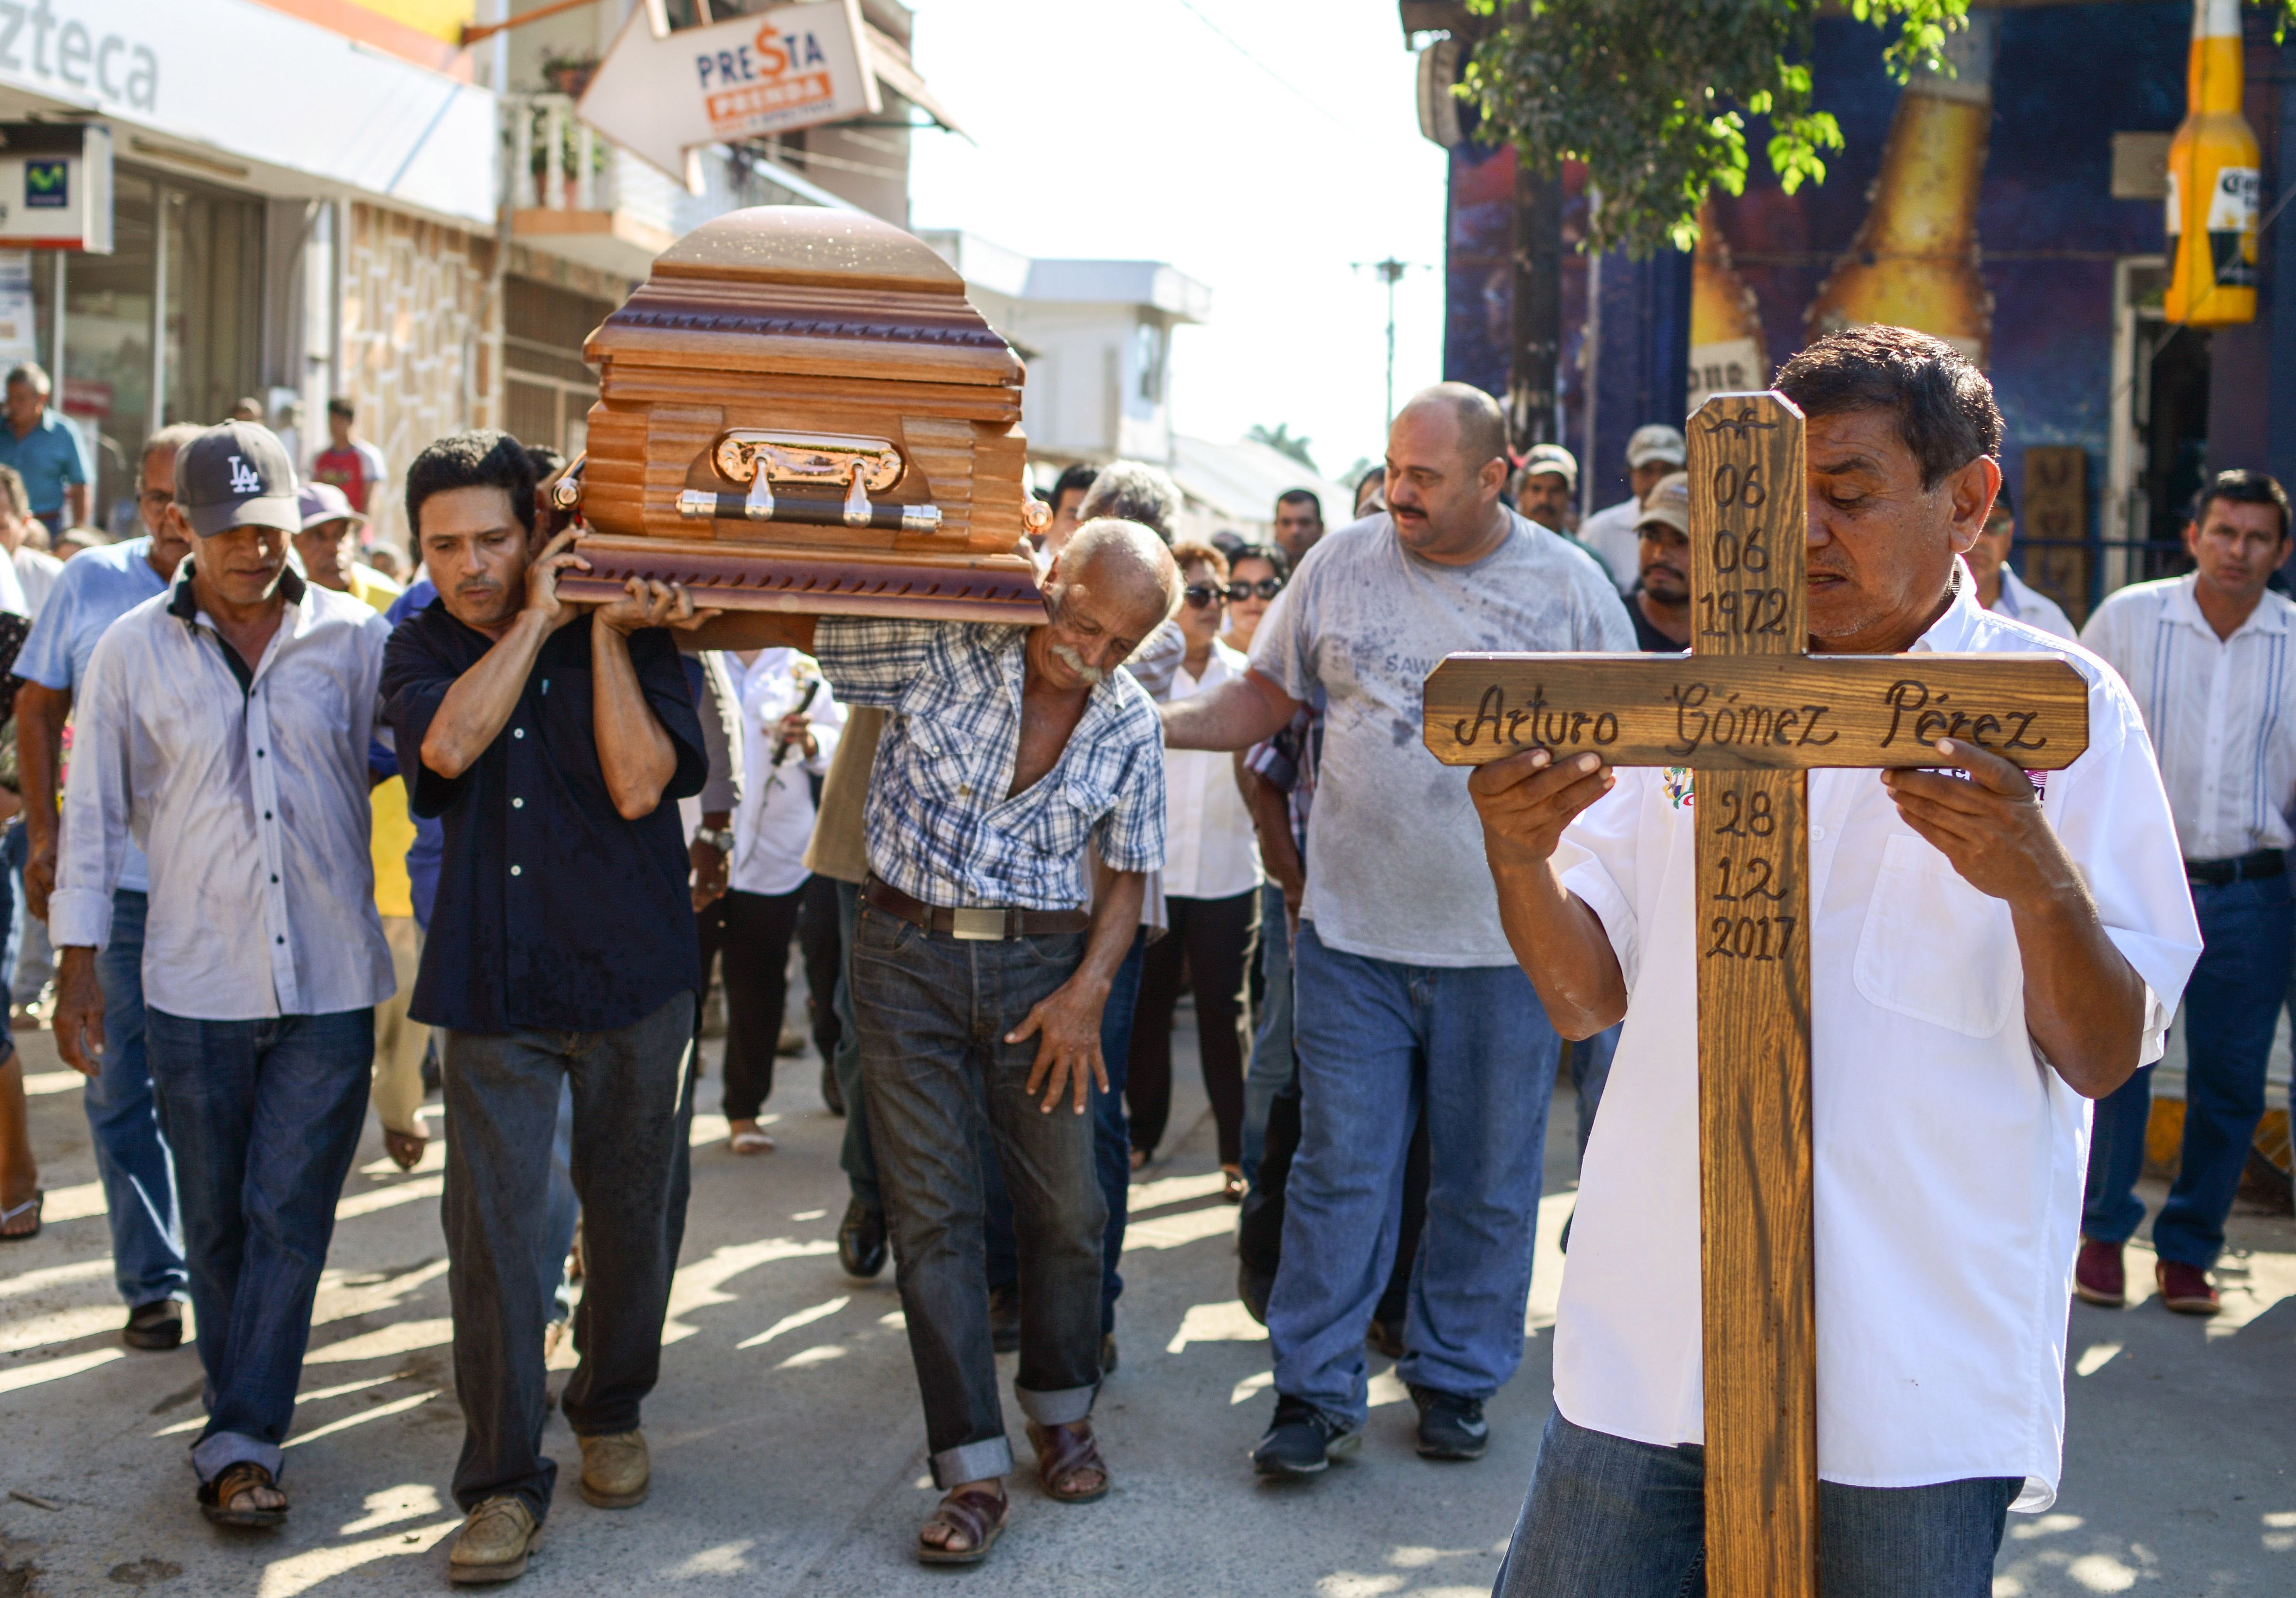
[0,0,500,545]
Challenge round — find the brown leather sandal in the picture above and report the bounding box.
[1026,1419,1110,1503]
[917,1484,1007,1565]
[198,1461,287,1529]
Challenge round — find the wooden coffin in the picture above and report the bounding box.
[560,205,1047,638]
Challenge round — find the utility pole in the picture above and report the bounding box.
[1355,256,1419,429]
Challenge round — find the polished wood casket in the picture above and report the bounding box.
[555,206,1047,637]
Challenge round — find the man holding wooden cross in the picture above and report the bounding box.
[1459,330,2200,1593]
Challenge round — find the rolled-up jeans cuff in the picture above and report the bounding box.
[191,1430,283,1485]
[1015,1382,1097,1428]
[929,1436,1013,1490]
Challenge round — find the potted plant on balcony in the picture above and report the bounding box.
[522,98,611,209]
[541,50,598,99]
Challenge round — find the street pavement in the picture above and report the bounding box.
[2,1008,2291,1597]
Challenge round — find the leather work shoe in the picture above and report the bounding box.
[838,1200,887,1280]
[1365,1317,1406,1360]
[1410,1384,1491,1461]
[1252,1394,1360,1479]
[449,1496,539,1585]
[2156,1260,2221,1316]
[2073,1238,2126,1308]
[122,1299,184,1351]
[576,1430,650,1508]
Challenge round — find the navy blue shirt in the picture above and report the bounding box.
[382,600,707,1034]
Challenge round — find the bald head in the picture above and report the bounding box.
[1399,383,1508,475]
[1058,517,1181,628]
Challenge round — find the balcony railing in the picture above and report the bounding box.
[502,93,847,244]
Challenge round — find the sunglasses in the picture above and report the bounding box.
[1182,584,1228,609]
[1226,577,1284,602]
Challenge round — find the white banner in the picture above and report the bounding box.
[0,0,496,226]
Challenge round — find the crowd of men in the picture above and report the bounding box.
[0,324,2282,1595]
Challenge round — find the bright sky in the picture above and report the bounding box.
[903,0,1449,484]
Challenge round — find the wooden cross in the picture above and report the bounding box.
[1423,392,2091,1594]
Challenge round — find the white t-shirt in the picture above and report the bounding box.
[1248,509,1635,966]
[1549,584,2201,1510]
[1161,639,1262,900]
[727,649,844,897]
[13,544,59,620]
[1578,496,1644,591]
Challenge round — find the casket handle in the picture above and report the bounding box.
[677,484,943,533]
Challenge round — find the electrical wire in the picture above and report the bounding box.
[1167,0,1357,135]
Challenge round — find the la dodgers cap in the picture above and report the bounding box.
[175,422,301,539]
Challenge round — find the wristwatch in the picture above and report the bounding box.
[691,826,735,855]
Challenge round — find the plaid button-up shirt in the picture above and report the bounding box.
[814,617,1167,910]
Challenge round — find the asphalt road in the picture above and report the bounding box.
[1,1009,2289,1597]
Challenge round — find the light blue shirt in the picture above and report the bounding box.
[0,407,88,516]
[18,536,170,892]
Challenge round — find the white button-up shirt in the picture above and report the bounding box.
[1161,639,1263,901]
[727,648,844,898]
[2080,572,2296,862]
[50,567,397,1021]
[1989,565,2078,643]
[1551,584,2199,1509]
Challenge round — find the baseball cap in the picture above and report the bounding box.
[1626,424,1687,469]
[1635,472,1692,536]
[175,422,300,538]
[1521,443,1578,487]
[297,480,368,532]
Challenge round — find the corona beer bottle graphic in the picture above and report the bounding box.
[2165,0,2259,325]
[1689,202,1768,413]
[1805,12,1997,365]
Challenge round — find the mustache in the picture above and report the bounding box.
[1049,643,1104,684]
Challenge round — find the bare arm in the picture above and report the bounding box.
[1882,738,2146,1098]
[1468,748,1630,1040]
[1237,760,1303,911]
[589,596,682,821]
[419,530,586,780]
[64,483,89,530]
[1160,667,1298,752]
[14,680,68,919]
[1009,868,1147,1114]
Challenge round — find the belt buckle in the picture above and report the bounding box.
[950,907,1008,942]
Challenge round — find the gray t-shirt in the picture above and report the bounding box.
[1249,510,1635,966]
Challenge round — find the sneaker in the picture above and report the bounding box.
[837,1201,887,1280]
[1410,1384,1490,1461]
[449,1496,539,1584]
[988,1283,1020,1354]
[1251,1394,1360,1478]
[2073,1238,2125,1307]
[2156,1260,2221,1316]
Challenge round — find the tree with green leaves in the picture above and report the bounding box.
[1248,423,1319,473]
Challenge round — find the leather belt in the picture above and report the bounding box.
[862,875,1090,941]
[2184,848,2286,886]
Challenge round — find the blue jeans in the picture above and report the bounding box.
[144,1006,375,1483]
[851,906,1107,1488]
[1242,883,1294,1183]
[2084,873,2294,1266]
[83,890,188,1310]
[1494,1410,2020,1597]
[983,925,1146,1336]
[1270,921,1560,1423]
[1572,1023,1620,1162]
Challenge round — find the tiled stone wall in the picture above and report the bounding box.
[338,203,503,554]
